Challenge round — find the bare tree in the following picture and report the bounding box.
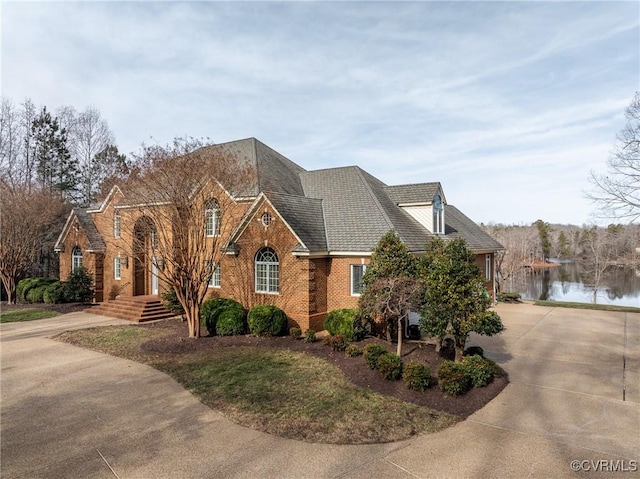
[67,106,118,205]
[589,92,640,222]
[0,183,69,303]
[579,226,617,303]
[360,276,423,356]
[118,138,253,338]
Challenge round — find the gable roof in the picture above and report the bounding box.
[267,192,328,252]
[385,182,445,205]
[54,208,106,253]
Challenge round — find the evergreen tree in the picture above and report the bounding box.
[419,237,504,362]
[359,230,421,347]
[31,107,78,201]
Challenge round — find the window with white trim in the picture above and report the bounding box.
[485,254,492,280]
[114,211,121,238]
[114,257,121,280]
[205,199,220,237]
[208,263,221,288]
[433,194,444,234]
[350,264,367,296]
[72,246,83,272]
[255,247,279,293]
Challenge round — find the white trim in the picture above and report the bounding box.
[255,247,279,294]
[208,263,221,288]
[350,264,367,296]
[114,257,121,280]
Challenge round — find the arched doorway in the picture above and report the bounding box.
[133,216,158,296]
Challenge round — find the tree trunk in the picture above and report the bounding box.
[1,275,16,304]
[454,337,466,363]
[186,303,201,338]
[397,316,403,356]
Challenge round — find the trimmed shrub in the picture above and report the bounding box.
[377,353,403,380]
[304,329,316,343]
[63,268,94,303]
[162,287,185,316]
[17,278,38,302]
[324,308,358,341]
[216,306,247,336]
[363,343,388,369]
[44,281,67,304]
[18,277,57,302]
[248,305,288,336]
[438,361,472,396]
[201,298,243,335]
[26,285,48,303]
[462,355,499,388]
[325,334,347,351]
[345,344,362,357]
[464,346,484,357]
[289,327,302,339]
[403,361,431,391]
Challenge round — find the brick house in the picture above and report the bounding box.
[55,138,503,331]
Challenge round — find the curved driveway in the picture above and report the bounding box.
[1,303,638,478]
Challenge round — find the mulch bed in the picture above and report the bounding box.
[140,319,508,418]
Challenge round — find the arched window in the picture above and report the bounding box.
[205,199,220,237]
[433,194,444,235]
[255,247,279,293]
[72,246,83,272]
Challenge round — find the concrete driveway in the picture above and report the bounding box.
[1,303,638,478]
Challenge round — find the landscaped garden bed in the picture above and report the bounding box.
[56,318,508,444]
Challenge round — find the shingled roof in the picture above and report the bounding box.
[54,208,106,252]
[208,138,306,197]
[266,192,328,252]
[443,205,504,252]
[300,167,432,253]
[385,182,443,205]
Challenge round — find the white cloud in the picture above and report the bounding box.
[1,0,638,225]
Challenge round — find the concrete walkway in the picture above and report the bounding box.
[1,303,638,478]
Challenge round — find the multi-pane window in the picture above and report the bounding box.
[114,212,121,238]
[72,246,83,272]
[485,254,492,281]
[208,263,221,288]
[433,194,444,234]
[255,247,279,293]
[114,257,121,280]
[350,264,367,296]
[205,199,220,237]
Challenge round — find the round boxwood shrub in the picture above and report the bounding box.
[304,329,317,343]
[363,343,388,369]
[201,298,244,335]
[18,277,57,302]
[377,353,403,380]
[215,306,247,336]
[26,285,48,303]
[345,344,362,357]
[43,281,67,304]
[461,355,499,388]
[324,308,358,341]
[403,361,431,391]
[437,360,472,396]
[248,305,288,336]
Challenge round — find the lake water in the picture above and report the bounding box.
[505,262,640,308]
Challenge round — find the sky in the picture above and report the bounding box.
[1,1,638,226]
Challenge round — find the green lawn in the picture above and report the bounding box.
[0,308,61,323]
[57,326,459,444]
[533,300,640,313]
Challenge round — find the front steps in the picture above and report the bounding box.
[86,295,176,322]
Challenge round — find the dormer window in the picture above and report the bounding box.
[433,194,444,234]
